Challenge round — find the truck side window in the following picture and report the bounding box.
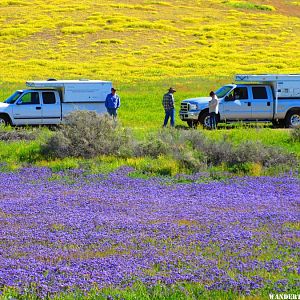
[236,87,248,99]
[19,92,40,105]
[252,87,268,99]
[42,92,56,104]
[228,87,248,100]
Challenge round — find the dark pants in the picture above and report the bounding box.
[107,108,117,118]
[163,108,175,127]
[209,112,217,129]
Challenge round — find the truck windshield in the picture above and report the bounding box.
[4,91,22,104]
[215,85,233,98]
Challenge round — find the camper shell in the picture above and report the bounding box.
[26,80,112,103]
[235,74,300,98]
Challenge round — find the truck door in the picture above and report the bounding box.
[222,87,252,120]
[41,91,61,124]
[12,91,43,125]
[250,86,273,120]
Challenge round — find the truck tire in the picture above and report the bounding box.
[199,110,212,129]
[0,115,11,126]
[285,110,300,128]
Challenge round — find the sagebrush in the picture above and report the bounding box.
[41,111,132,159]
[291,127,300,142]
[41,112,297,174]
[0,126,37,141]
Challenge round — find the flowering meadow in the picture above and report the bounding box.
[0,166,299,298]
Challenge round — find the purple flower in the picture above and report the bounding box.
[0,167,298,296]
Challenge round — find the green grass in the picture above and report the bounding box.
[224,1,276,11]
[0,281,293,300]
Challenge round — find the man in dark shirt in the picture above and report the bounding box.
[162,87,176,127]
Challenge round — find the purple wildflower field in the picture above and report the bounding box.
[0,167,299,296]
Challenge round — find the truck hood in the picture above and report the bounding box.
[181,97,211,104]
[0,102,9,109]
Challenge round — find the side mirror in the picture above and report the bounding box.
[16,100,23,105]
[225,96,229,101]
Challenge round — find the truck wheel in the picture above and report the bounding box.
[0,115,11,126]
[199,111,211,129]
[187,120,198,128]
[285,110,300,128]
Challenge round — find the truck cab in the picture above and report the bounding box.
[220,84,274,120]
[0,89,61,125]
[0,79,112,126]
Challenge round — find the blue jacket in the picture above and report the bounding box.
[105,93,120,109]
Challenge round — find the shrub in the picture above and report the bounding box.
[132,129,206,172]
[0,127,37,141]
[176,131,232,167]
[41,111,132,159]
[201,139,234,166]
[179,129,208,150]
[133,129,296,173]
[291,127,300,142]
[229,141,266,165]
[173,149,206,172]
[132,137,169,158]
[41,118,297,175]
[222,140,294,168]
[133,128,185,158]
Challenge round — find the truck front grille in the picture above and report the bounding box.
[181,103,189,112]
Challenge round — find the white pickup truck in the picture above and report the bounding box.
[0,79,112,125]
[179,74,300,128]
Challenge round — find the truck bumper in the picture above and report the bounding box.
[179,111,199,121]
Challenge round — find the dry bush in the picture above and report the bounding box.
[290,127,300,142]
[132,138,169,158]
[42,117,296,173]
[162,130,295,170]
[41,111,132,158]
[229,141,294,167]
[0,127,37,141]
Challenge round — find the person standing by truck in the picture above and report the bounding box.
[105,87,120,119]
[208,91,219,130]
[162,87,176,127]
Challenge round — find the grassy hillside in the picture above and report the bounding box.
[0,0,299,84]
[0,0,300,128]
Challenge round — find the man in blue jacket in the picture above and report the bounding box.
[105,87,120,119]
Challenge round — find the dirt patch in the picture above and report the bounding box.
[267,0,300,17]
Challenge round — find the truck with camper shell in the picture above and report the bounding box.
[179,74,300,128]
[0,79,112,126]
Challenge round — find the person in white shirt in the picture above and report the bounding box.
[208,91,219,129]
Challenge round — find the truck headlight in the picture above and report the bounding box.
[189,104,198,110]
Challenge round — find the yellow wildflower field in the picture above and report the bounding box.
[0,0,299,87]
